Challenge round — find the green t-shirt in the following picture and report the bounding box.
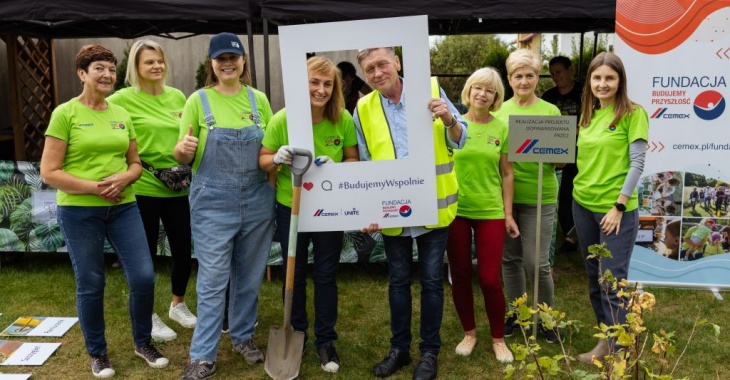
[262,109,357,207]
[108,86,186,197]
[453,116,509,219]
[573,104,649,212]
[180,86,273,172]
[493,98,560,204]
[45,98,137,206]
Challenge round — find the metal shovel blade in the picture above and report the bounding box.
[264,325,305,380]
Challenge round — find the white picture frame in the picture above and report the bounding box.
[278,15,437,232]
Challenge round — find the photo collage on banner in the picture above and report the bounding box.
[616,0,730,287]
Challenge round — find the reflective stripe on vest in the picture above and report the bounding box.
[356,77,458,236]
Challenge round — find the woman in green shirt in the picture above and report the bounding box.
[447,67,519,363]
[493,49,562,344]
[572,52,648,363]
[40,43,168,378]
[108,40,196,342]
[259,56,359,373]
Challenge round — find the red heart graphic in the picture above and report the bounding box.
[303,182,314,191]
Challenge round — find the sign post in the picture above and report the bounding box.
[508,115,576,336]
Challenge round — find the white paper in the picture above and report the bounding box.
[0,341,60,366]
[1,317,78,337]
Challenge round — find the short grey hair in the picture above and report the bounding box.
[356,47,396,64]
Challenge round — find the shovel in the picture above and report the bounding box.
[265,148,313,380]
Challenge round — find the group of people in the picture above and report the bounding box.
[689,185,728,215]
[40,30,648,380]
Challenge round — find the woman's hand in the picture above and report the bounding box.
[360,223,381,234]
[505,216,520,238]
[98,172,133,202]
[600,207,623,235]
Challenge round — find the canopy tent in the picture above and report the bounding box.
[0,0,262,39]
[1,0,616,39]
[259,0,617,34]
[0,0,616,161]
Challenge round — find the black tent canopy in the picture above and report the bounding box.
[259,0,616,34]
[0,0,261,39]
[0,0,616,39]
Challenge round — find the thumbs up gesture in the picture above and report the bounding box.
[182,125,198,156]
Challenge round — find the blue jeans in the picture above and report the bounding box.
[57,203,155,356]
[276,203,342,349]
[572,201,638,330]
[383,228,448,355]
[188,182,275,361]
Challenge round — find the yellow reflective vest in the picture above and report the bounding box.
[356,77,458,236]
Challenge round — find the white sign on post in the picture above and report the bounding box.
[278,15,437,232]
[507,116,577,163]
[508,115,576,335]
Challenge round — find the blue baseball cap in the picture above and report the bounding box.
[208,32,245,58]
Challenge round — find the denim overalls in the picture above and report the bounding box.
[188,87,275,362]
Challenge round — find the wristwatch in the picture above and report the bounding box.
[614,202,627,212]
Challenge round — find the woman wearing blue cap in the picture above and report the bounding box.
[174,32,275,380]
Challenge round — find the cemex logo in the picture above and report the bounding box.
[651,108,690,119]
[693,90,725,121]
[515,139,568,155]
[313,209,338,217]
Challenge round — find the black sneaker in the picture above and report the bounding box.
[221,318,229,334]
[503,313,519,337]
[90,354,115,379]
[134,343,169,368]
[180,360,216,380]
[504,313,530,337]
[317,345,341,373]
[538,324,564,344]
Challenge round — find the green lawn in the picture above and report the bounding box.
[0,251,728,379]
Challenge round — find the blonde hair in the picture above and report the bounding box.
[460,67,505,112]
[125,40,169,90]
[307,56,344,124]
[505,49,541,77]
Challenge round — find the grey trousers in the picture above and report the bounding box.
[502,203,556,308]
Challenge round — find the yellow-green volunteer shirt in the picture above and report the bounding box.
[453,116,509,219]
[180,87,273,173]
[573,104,649,213]
[493,98,560,205]
[108,86,187,197]
[45,98,137,206]
[262,109,357,207]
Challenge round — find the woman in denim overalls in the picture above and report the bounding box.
[174,33,275,380]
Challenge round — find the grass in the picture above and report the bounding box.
[1,250,729,379]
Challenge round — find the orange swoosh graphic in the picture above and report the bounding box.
[616,0,730,54]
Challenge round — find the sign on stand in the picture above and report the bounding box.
[508,115,576,334]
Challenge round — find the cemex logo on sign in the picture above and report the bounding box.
[515,139,568,155]
[693,90,725,121]
[313,209,338,217]
[650,108,690,119]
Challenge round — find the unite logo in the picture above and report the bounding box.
[515,139,539,154]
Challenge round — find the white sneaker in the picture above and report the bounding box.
[151,313,177,341]
[169,302,197,328]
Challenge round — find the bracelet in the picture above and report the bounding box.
[445,115,458,129]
